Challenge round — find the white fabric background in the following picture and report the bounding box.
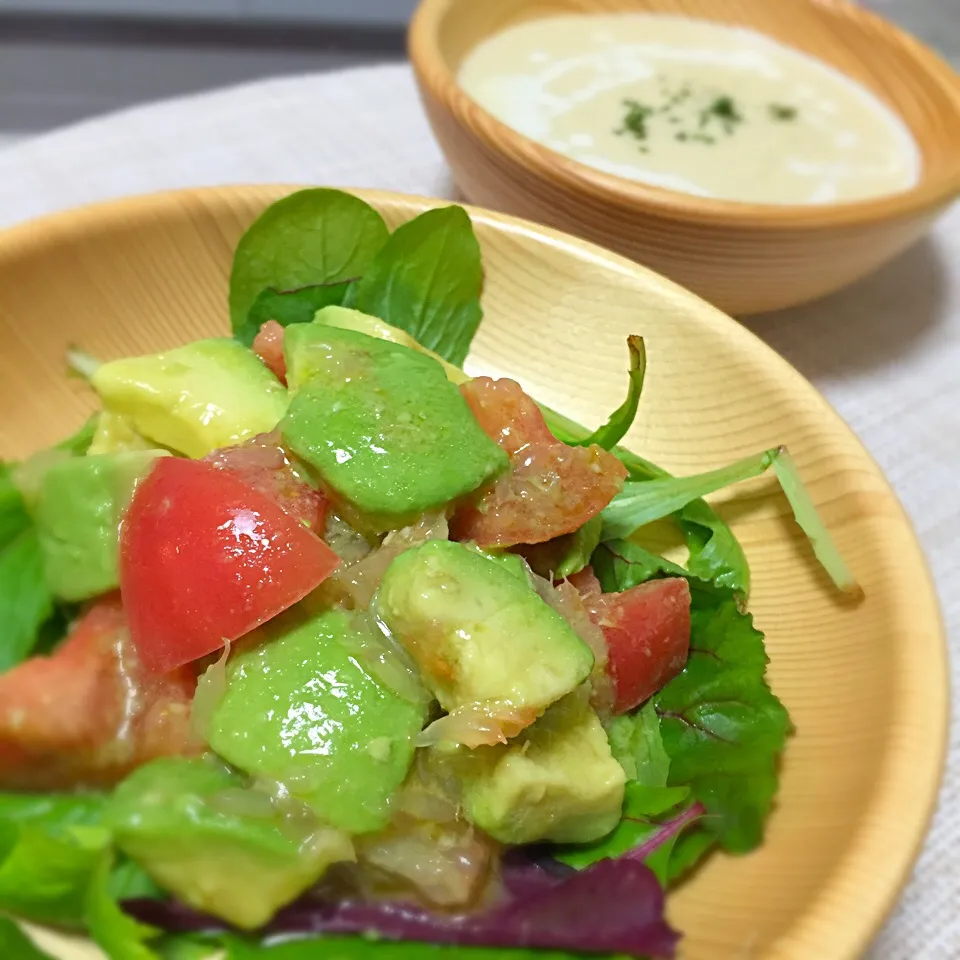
[0,64,955,959]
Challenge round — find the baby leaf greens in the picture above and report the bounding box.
[572,336,647,451]
[596,538,792,854]
[601,447,784,540]
[229,189,389,343]
[239,281,355,347]
[0,416,100,672]
[349,206,484,366]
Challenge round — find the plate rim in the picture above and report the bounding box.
[0,184,949,960]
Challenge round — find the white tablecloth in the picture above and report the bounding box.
[0,64,955,959]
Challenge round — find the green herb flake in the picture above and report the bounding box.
[618,99,655,142]
[769,103,799,122]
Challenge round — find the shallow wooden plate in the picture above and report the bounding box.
[0,186,947,960]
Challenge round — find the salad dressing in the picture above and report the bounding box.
[458,14,920,205]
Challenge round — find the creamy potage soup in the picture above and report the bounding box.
[458,14,920,205]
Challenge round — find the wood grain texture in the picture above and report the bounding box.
[0,186,947,960]
[408,0,960,315]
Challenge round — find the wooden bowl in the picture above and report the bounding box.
[0,186,947,960]
[409,0,960,315]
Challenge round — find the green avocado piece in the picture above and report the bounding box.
[105,756,353,930]
[280,324,506,530]
[32,450,166,601]
[86,410,154,455]
[90,338,289,458]
[313,305,469,385]
[207,608,426,835]
[457,693,626,845]
[376,540,594,717]
[461,542,532,585]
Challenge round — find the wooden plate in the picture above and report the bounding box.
[0,186,947,960]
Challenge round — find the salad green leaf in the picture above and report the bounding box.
[349,206,483,366]
[0,461,31,550]
[523,514,602,580]
[0,792,106,828]
[608,701,671,786]
[222,936,582,960]
[572,336,646,450]
[772,448,860,597]
[0,916,57,960]
[0,529,55,672]
[653,587,792,853]
[593,539,692,594]
[85,852,161,960]
[237,282,355,347]
[601,448,781,541]
[554,515,603,579]
[0,823,108,927]
[230,189,389,341]
[600,445,859,596]
[54,414,99,457]
[663,827,716,885]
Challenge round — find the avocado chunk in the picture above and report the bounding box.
[91,338,288,458]
[207,608,426,834]
[86,410,154,455]
[457,693,626,844]
[106,756,353,929]
[32,450,166,600]
[280,325,506,529]
[376,540,593,719]
[314,306,468,385]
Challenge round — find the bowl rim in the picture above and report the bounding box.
[408,0,960,230]
[0,184,950,959]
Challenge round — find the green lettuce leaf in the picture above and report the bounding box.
[572,337,646,450]
[595,541,787,859]
[607,701,671,785]
[0,823,108,927]
[522,515,602,580]
[772,448,860,598]
[0,916,57,959]
[54,414,99,456]
[600,446,858,596]
[601,448,781,541]
[237,282,354,347]
[0,792,164,958]
[653,587,792,853]
[593,539,692,592]
[222,935,580,960]
[85,852,161,960]
[229,189,389,341]
[0,529,55,672]
[0,461,31,550]
[349,206,483,366]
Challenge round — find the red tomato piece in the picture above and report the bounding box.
[204,430,328,532]
[252,319,287,384]
[576,571,691,714]
[451,378,627,547]
[120,458,340,673]
[0,594,199,789]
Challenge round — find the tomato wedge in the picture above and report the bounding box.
[572,569,691,714]
[0,595,199,789]
[204,430,328,532]
[451,378,627,547]
[120,457,340,673]
[252,319,287,383]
